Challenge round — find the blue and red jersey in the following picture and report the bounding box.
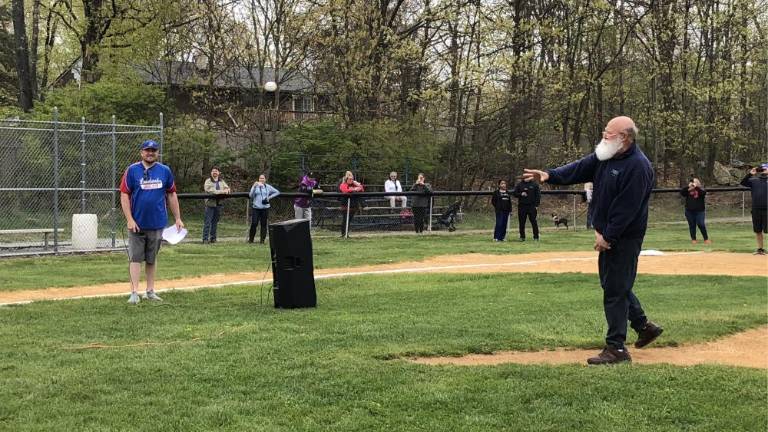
[120,162,177,230]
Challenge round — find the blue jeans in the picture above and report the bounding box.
[684,209,708,240]
[494,211,509,240]
[203,206,222,242]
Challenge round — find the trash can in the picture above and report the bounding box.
[72,214,98,249]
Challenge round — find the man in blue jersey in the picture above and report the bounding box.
[523,116,663,365]
[120,140,184,305]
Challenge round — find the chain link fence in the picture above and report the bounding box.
[0,110,162,256]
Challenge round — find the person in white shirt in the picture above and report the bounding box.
[384,171,407,208]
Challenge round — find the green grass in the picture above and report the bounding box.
[0,221,761,292]
[1,272,765,431]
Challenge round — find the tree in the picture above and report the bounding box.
[11,0,34,111]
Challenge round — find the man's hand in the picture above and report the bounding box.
[594,231,611,252]
[750,168,758,175]
[127,219,140,233]
[523,169,549,183]
[175,219,185,232]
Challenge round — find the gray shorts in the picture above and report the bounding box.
[128,229,163,264]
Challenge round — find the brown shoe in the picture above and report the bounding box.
[635,321,664,348]
[587,346,632,365]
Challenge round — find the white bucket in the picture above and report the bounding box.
[72,214,98,249]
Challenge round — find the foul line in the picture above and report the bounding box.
[0,252,704,306]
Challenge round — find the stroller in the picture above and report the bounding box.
[436,202,461,232]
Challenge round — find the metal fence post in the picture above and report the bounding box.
[111,115,117,247]
[80,116,86,213]
[742,191,745,218]
[572,194,577,231]
[428,196,433,232]
[345,197,351,238]
[159,112,164,163]
[53,108,60,254]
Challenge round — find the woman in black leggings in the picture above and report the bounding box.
[410,173,432,233]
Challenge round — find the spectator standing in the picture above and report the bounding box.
[410,173,432,233]
[740,164,768,255]
[248,174,280,244]
[339,171,364,237]
[513,176,541,241]
[584,182,594,229]
[202,167,230,244]
[294,171,318,221]
[680,177,710,245]
[491,180,512,241]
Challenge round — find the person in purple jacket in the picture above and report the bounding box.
[523,116,663,365]
[120,140,184,305]
[294,171,318,222]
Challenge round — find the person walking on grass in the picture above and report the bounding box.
[120,140,184,305]
[491,179,512,241]
[248,174,280,244]
[523,116,663,365]
[680,177,710,245]
[410,173,432,233]
[202,167,230,244]
[740,163,768,255]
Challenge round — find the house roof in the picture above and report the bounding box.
[137,60,315,92]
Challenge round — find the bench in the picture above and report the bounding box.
[0,228,66,249]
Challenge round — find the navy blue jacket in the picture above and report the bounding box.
[547,144,654,244]
[740,173,767,209]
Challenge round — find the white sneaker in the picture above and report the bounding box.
[128,292,140,305]
[144,291,163,301]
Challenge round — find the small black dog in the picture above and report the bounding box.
[551,213,569,229]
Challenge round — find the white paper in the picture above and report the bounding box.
[639,249,664,256]
[162,225,188,245]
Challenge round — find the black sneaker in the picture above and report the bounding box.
[635,321,664,348]
[587,346,632,365]
[754,248,766,255]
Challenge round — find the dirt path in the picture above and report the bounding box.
[2,251,765,305]
[411,326,768,369]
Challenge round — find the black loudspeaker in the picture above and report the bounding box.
[269,219,316,308]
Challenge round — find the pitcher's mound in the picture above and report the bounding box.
[411,326,768,369]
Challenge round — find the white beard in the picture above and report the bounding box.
[595,137,622,161]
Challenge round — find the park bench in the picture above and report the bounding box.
[0,228,66,249]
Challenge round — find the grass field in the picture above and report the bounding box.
[1,272,766,431]
[1,222,766,431]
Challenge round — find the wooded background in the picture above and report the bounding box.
[3,0,767,190]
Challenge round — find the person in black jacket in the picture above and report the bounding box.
[512,176,541,241]
[523,116,663,365]
[741,163,768,255]
[680,177,710,244]
[491,180,512,241]
[410,173,432,233]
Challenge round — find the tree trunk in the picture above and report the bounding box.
[30,0,41,99]
[11,0,34,111]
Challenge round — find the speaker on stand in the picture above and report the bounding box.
[268,219,316,308]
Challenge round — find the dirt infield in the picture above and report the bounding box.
[411,326,768,369]
[1,251,765,305]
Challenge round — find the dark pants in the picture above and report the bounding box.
[203,206,222,242]
[684,209,708,240]
[249,208,269,243]
[341,207,357,236]
[598,237,648,349]
[413,207,427,233]
[518,205,539,239]
[586,205,594,229]
[494,211,509,240]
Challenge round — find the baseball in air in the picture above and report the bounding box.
[264,81,277,92]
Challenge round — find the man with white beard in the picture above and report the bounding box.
[523,116,663,365]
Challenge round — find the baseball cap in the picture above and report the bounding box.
[141,140,159,150]
[761,163,768,170]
